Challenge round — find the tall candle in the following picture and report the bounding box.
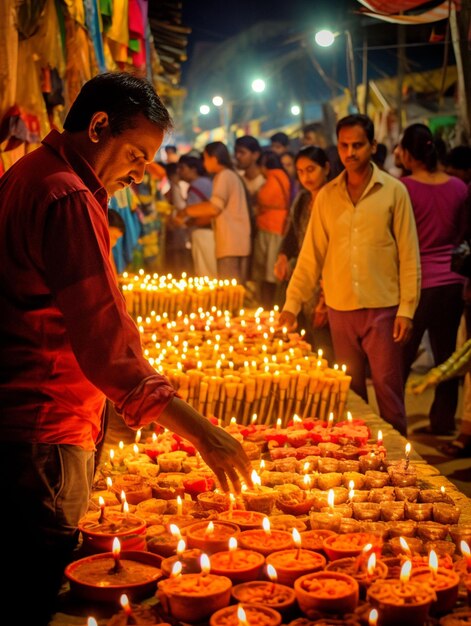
[405,442,411,470]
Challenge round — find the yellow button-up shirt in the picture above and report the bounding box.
[284,163,421,319]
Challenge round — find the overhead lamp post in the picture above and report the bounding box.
[251,78,266,93]
[199,104,210,115]
[314,28,358,113]
[291,104,301,116]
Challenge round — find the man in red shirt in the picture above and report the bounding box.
[0,72,252,625]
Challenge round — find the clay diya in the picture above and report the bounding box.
[416,521,449,542]
[300,529,337,552]
[325,552,387,599]
[65,544,162,603]
[410,550,460,614]
[433,503,461,525]
[352,502,380,522]
[294,571,359,616]
[387,520,417,538]
[210,537,265,583]
[232,573,296,618]
[367,560,436,626]
[186,520,240,554]
[405,502,433,522]
[238,518,293,557]
[209,603,282,626]
[79,510,147,554]
[389,535,423,557]
[218,509,266,530]
[309,510,342,532]
[157,554,232,623]
[112,474,153,505]
[323,532,382,562]
[276,490,316,516]
[106,593,167,625]
[197,491,230,513]
[266,547,326,587]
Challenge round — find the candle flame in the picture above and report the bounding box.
[112,537,121,557]
[266,563,277,582]
[362,543,373,554]
[230,416,237,425]
[251,470,261,488]
[327,489,335,508]
[400,559,412,583]
[237,605,248,624]
[120,490,126,503]
[293,414,302,424]
[342,364,347,373]
[348,479,355,490]
[120,594,132,616]
[377,430,382,442]
[106,477,113,489]
[135,429,141,444]
[405,442,411,455]
[98,496,105,507]
[276,417,282,429]
[440,485,446,494]
[251,413,258,424]
[109,449,115,461]
[428,549,438,575]
[176,539,186,556]
[229,536,238,551]
[303,461,310,473]
[200,553,211,575]
[152,432,157,443]
[292,528,302,548]
[205,521,215,536]
[368,608,378,626]
[399,536,411,554]
[229,492,236,503]
[123,500,129,514]
[133,443,139,455]
[262,517,271,535]
[87,619,98,626]
[303,474,311,489]
[260,459,265,470]
[169,524,182,539]
[171,560,183,577]
[347,411,352,423]
[177,494,182,514]
[367,552,376,576]
[461,540,470,558]
[119,441,124,451]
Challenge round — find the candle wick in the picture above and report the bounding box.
[296,547,301,560]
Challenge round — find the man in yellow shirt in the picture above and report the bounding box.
[279,114,421,436]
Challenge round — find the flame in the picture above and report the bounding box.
[327,489,335,509]
[229,493,236,504]
[367,552,376,576]
[171,561,183,577]
[405,442,411,456]
[399,536,411,554]
[251,413,258,424]
[362,543,373,554]
[119,441,124,451]
[169,524,182,539]
[175,537,186,556]
[87,619,98,626]
[135,429,142,444]
[123,500,129,515]
[109,449,115,461]
[342,364,347,374]
[251,470,261,488]
[348,480,355,490]
[176,495,183,513]
[262,517,271,535]
[318,349,323,358]
[229,537,238,551]
[112,537,121,557]
[200,553,211,575]
[205,521,215,536]
[377,430,382,443]
[328,412,334,424]
[120,594,132,615]
[461,540,471,558]
[237,605,248,624]
[368,608,378,626]
[347,411,353,423]
[276,417,282,429]
[230,416,237,425]
[260,459,265,471]
[133,443,139,456]
[440,485,446,494]
[428,549,438,575]
[152,432,157,443]
[293,414,302,424]
[120,490,126,504]
[400,560,412,583]
[303,461,310,473]
[292,528,302,548]
[106,477,113,489]
[303,474,312,489]
[98,496,105,507]
[266,563,277,582]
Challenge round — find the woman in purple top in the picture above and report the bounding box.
[400,123,468,435]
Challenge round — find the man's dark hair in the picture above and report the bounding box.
[270,132,289,147]
[447,145,471,170]
[178,154,207,177]
[373,143,387,168]
[235,135,261,153]
[401,123,437,172]
[303,122,326,137]
[63,72,173,136]
[107,209,126,234]
[205,141,234,169]
[336,114,375,144]
[165,144,177,153]
[260,150,283,170]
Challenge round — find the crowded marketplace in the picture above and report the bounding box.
[1,1,471,625]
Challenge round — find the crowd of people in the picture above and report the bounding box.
[1,71,471,625]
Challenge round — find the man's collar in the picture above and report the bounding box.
[41,130,108,204]
[334,161,385,189]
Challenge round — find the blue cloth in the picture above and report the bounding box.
[109,196,142,273]
[83,0,106,72]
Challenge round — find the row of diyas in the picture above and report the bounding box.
[120,271,246,317]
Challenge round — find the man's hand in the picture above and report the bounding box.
[406,369,441,395]
[277,310,297,332]
[393,315,412,344]
[172,210,187,227]
[157,397,253,493]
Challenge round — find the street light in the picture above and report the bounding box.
[291,104,301,116]
[199,104,210,115]
[314,28,358,113]
[212,95,224,107]
[251,78,266,93]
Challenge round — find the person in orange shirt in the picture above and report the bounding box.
[252,150,291,309]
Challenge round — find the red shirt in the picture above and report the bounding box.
[0,130,176,450]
